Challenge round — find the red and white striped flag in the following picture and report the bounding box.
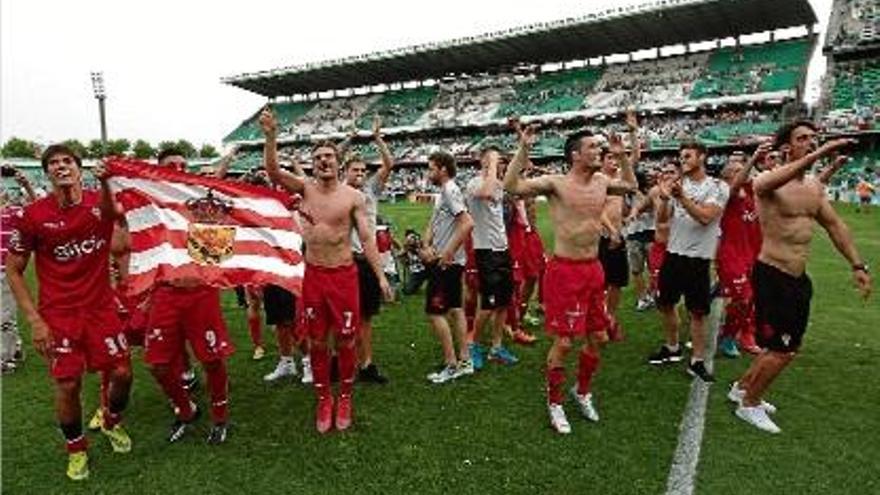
[106,158,303,296]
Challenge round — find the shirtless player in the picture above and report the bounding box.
[729,121,871,434]
[504,124,635,434]
[598,110,640,341]
[260,107,392,433]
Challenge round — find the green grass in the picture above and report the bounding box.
[2,203,877,494]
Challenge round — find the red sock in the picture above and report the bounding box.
[248,313,263,347]
[310,343,331,400]
[155,367,193,420]
[337,340,356,397]
[546,366,566,405]
[65,435,88,454]
[722,299,747,339]
[205,361,229,424]
[576,350,600,396]
[99,370,110,410]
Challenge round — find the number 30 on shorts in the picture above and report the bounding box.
[104,333,129,356]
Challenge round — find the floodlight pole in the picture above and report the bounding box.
[91,71,108,153]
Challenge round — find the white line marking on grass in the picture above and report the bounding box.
[665,298,722,495]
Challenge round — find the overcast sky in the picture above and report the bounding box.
[1,0,832,149]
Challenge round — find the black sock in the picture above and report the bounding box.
[60,421,83,442]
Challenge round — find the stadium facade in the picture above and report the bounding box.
[219,0,827,179]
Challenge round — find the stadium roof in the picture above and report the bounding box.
[222,0,817,97]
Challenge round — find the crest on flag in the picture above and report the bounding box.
[185,189,235,265]
[107,158,304,297]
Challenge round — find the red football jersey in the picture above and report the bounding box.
[9,190,115,311]
[717,181,762,264]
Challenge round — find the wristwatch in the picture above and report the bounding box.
[852,263,869,274]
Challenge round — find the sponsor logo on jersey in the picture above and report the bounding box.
[53,235,107,262]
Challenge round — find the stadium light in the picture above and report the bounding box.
[90,71,108,152]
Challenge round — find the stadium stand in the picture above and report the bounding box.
[213,0,834,192]
[295,94,378,136]
[820,0,880,132]
[357,86,438,129]
[690,38,811,99]
[825,0,880,50]
[497,67,603,117]
[223,101,314,142]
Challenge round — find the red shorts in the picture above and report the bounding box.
[115,288,151,347]
[648,242,667,282]
[302,263,360,340]
[43,305,130,379]
[144,285,234,365]
[522,230,546,279]
[716,256,754,300]
[543,257,610,337]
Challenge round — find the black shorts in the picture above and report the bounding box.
[355,255,382,319]
[425,264,464,315]
[475,249,514,309]
[599,236,629,288]
[752,261,812,353]
[657,252,711,315]
[263,284,296,326]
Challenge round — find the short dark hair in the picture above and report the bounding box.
[679,140,707,155]
[41,144,82,172]
[774,120,818,149]
[428,150,457,178]
[343,153,366,170]
[564,129,594,165]
[479,145,503,158]
[311,140,340,159]
[157,147,186,164]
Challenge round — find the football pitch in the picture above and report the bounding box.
[2,202,878,495]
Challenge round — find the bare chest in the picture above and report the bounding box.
[555,180,607,218]
[761,181,821,219]
[300,188,354,231]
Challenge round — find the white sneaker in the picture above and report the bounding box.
[263,359,296,382]
[427,364,458,384]
[735,405,781,434]
[569,387,599,422]
[300,356,313,384]
[455,359,475,378]
[727,382,777,414]
[548,403,572,434]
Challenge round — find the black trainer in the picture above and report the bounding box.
[358,363,389,384]
[181,370,199,393]
[206,422,229,445]
[647,345,683,365]
[169,405,201,443]
[686,360,716,383]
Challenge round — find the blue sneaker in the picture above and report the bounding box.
[469,343,485,371]
[719,336,740,359]
[488,345,519,365]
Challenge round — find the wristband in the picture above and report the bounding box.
[852,263,869,274]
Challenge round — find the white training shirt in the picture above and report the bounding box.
[667,175,730,260]
[465,175,508,251]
